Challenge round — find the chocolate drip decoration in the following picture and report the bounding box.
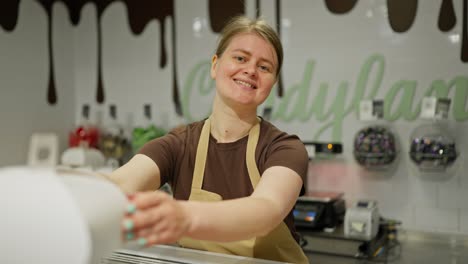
[37,0,57,104]
[387,0,418,33]
[122,0,180,113]
[170,4,182,115]
[34,0,181,107]
[2,0,466,109]
[159,21,167,68]
[0,0,20,31]
[209,0,245,32]
[324,0,358,14]
[125,0,174,68]
[47,13,57,105]
[64,1,112,103]
[256,0,261,18]
[123,0,180,114]
[36,0,113,105]
[462,0,468,62]
[276,0,283,97]
[96,15,105,103]
[94,1,113,104]
[46,12,57,104]
[438,0,456,31]
[60,0,90,25]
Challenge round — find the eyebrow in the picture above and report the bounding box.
[231,49,276,67]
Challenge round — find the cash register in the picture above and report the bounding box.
[294,191,346,230]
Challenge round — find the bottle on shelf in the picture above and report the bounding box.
[68,104,100,149]
[62,104,105,169]
[131,104,166,153]
[99,104,131,168]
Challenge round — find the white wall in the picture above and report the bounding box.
[1,0,467,235]
[0,1,75,166]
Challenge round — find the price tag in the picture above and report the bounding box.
[359,100,383,121]
[421,97,450,119]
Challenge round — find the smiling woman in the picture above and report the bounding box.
[210,32,278,118]
[106,16,310,264]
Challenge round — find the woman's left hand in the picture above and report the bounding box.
[122,191,191,246]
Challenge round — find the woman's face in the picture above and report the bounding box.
[211,32,278,108]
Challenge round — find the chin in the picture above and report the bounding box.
[226,97,255,108]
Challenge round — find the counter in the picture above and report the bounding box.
[103,229,468,264]
[303,229,468,264]
[103,244,286,264]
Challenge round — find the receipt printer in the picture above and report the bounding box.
[294,191,345,230]
[344,200,380,241]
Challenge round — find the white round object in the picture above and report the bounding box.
[0,167,126,264]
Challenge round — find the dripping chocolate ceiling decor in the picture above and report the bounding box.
[1,0,467,106]
[324,0,358,14]
[275,0,284,97]
[462,0,468,62]
[209,0,246,32]
[1,0,20,31]
[386,0,418,33]
[1,0,180,112]
[325,0,467,62]
[439,0,457,31]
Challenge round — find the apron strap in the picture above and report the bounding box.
[191,117,211,189]
[246,118,261,188]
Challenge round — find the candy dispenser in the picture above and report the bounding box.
[409,97,458,172]
[353,100,399,170]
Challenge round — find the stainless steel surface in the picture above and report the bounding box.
[305,229,468,264]
[103,245,287,264]
[102,230,468,264]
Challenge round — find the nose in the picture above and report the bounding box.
[243,63,257,78]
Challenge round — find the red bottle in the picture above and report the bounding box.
[69,105,100,148]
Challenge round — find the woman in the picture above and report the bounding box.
[108,16,309,263]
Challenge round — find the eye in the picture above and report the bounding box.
[259,65,272,73]
[234,56,246,63]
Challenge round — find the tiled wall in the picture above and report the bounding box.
[308,154,468,234]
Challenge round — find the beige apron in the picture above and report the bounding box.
[178,117,309,264]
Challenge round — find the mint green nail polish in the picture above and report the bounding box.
[127,204,136,214]
[138,237,147,246]
[126,232,134,241]
[123,219,134,231]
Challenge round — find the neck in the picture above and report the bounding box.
[210,96,258,143]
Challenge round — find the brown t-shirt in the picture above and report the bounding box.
[139,118,308,242]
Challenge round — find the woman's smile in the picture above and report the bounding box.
[233,78,257,90]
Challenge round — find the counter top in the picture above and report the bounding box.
[102,230,468,264]
[103,244,286,264]
[303,229,468,264]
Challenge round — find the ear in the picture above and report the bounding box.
[210,55,218,79]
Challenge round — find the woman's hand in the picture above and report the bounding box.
[122,191,191,246]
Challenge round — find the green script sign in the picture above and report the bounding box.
[182,54,468,141]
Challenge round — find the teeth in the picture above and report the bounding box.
[236,80,254,88]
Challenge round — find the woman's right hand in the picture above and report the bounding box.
[122,191,192,246]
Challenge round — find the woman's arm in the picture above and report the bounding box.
[185,165,303,240]
[125,165,303,244]
[107,154,161,194]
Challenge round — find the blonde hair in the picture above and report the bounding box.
[215,16,283,76]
